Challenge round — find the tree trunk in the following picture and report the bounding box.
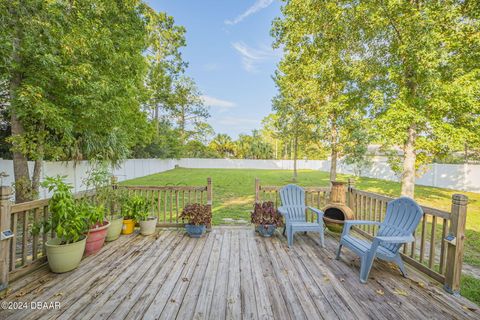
[10,114,31,203]
[154,105,159,133]
[329,116,338,182]
[330,147,338,182]
[293,134,298,182]
[401,124,417,197]
[9,23,32,203]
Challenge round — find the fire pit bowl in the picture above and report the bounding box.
[322,181,354,233]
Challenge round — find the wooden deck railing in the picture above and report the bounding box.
[0,178,212,292]
[118,178,212,227]
[255,178,330,222]
[254,178,468,294]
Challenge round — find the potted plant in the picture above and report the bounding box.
[105,186,127,241]
[83,165,123,242]
[36,176,88,273]
[82,201,110,256]
[180,203,211,238]
[251,201,283,237]
[129,195,157,235]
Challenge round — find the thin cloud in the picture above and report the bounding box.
[225,0,274,25]
[201,95,236,111]
[218,116,259,126]
[232,42,276,73]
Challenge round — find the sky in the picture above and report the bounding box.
[146,0,282,138]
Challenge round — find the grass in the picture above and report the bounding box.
[123,167,480,305]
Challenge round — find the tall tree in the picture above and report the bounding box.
[166,76,209,144]
[1,0,152,201]
[272,0,370,183]
[209,134,235,158]
[351,0,480,196]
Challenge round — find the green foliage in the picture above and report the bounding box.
[123,195,151,221]
[209,134,235,158]
[38,176,87,244]
[1,0,153,164]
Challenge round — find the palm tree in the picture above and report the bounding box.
[209,134,235,158]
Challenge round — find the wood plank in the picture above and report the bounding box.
[22,211,28,266]
[192,229,224,319]
[32,208,40,260]
[238,229,258,320]
[262,237,306,319]
[159,231,215,319]
[268,237,321,319]
[225,230,242,320]
[3,234,145,320]
[293,236,368,320]
[125,235,195,319]
[208,230,231,319]
[142,234,207,319]
[9,213,18,271]
[105,232,187,319]
[58,231,177,320]
[246,233,274,319]
[254,235,291,320]
[429,215,437,268]
[176,230,222,320]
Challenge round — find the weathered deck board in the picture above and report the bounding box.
[1,227,478,320]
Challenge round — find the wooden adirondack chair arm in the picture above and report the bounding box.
[373,235,415,244]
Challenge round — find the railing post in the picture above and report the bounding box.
[255,178,260,203]
[0,186,13,292]
[206,178,212,230]
[347,178,355,210]
[444,194,468,295]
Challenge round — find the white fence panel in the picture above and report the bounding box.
[1,158,480,197]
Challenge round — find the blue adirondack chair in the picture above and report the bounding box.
[278,184,325,248]
[336,196,423,283]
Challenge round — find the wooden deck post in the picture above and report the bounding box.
[347,178,355,211]
[0,186,13,292]
[206,178,212,230]
[444,194,468,295]
[255,178,260,203]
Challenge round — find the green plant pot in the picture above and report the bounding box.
[139,217,158,236]
[45,236,86,273]
[106,217,124,242]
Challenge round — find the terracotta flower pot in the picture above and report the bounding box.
[45,236,86,273]
[85,220,110,256]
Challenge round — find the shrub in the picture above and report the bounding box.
[251,201,283,227]
[36,176,88,244]
[123,195,151,221]
[180,203,211,226]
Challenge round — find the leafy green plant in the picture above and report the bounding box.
[37,176,88,244]
[82,163,122,220]
[180,203,211,226]
[80,201,105,228]
[251,202,283,227]
[123,195,150,221]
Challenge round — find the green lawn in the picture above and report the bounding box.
[123,167,480,304]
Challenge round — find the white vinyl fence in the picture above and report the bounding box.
[1,157,479,199]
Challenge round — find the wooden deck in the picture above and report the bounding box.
[1,227,478,320]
